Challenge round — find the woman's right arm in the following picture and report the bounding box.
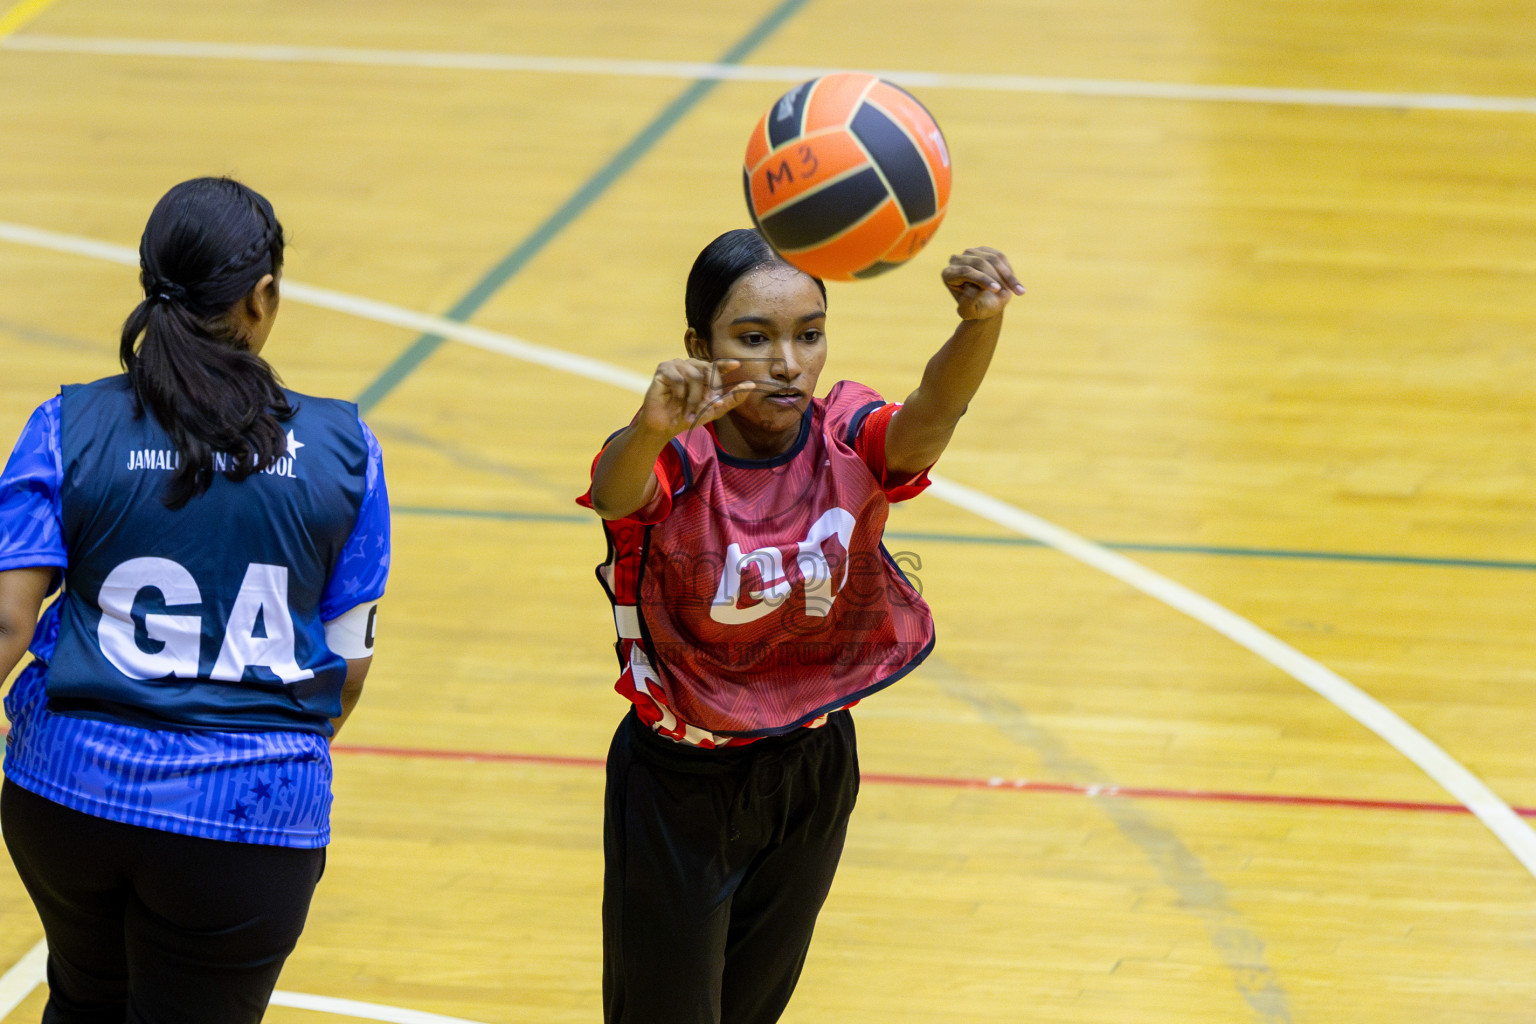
[0,400,65,684]
[0,567,52,683]
[588,357,754,520]
[587,422,673,521]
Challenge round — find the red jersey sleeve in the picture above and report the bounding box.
[823,381,932,503]
[575,438,685,525]
[853,403,932,503]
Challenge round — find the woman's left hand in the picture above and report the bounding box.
[942,247,1025,320]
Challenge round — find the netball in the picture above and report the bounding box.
[743,72,952,281]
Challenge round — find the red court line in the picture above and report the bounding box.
[332,742,1536,819]
[4,725,1528,817]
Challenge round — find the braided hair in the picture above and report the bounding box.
[119,177,294,509]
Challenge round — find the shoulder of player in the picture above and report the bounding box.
[816,380,890,442]
[59,374,132,405]
[820,379,885,410]
[282,390,371,442]
[280,387,356,417]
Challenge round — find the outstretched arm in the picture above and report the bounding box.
[884,247,1023,478]
[588,357,755,520]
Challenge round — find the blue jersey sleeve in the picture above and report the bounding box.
[0,396,67,574]
[319,417,390,621]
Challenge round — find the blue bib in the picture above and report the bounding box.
[46,376,367,733]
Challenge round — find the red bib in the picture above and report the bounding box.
[584,381,934,743]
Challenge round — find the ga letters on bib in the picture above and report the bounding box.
[41,376,369,732]
[580,381,935,747]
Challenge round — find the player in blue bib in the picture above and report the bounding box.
[0,178,390,1023]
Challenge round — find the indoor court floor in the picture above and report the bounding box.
[1,1,1533,1022]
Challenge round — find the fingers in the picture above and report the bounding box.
[721,380,757,407]
[942,246,1025,320]
[649,363,694,410]
[644,358,718,433]
[943,246,1026,297]
[978,247,1026,295]
[684,370,706,412]
[688,380,757,430]
[646,358,774,434]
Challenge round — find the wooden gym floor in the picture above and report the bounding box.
[1,1,1533,1021]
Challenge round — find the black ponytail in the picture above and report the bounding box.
[119,177,294,509]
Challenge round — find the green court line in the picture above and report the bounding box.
[391,507,1536,572]
[394,505,587,525]
[354,0,812,414]
[1098,539,1536,572]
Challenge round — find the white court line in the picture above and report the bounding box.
[3,34,1536,114]
[267,989,494,1023]
[0,222,652,393]
[3,220,1535,885]
[925,478,1536,878]
[0,938,493,1024]
[0,941,46,1020]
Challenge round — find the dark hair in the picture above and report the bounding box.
[684,229,826,343]
[119,177,293,509]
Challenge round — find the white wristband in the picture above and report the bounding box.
[324,601,378,659]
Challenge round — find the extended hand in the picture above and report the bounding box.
[639,358,756,436]
[942,247,1025,321]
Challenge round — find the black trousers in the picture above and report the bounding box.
[602,707,859,1024]
[1,778,325,1024]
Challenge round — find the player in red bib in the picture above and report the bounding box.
[580,229,1021,1024]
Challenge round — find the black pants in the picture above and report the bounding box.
[603,708,859,1024]
[1,778,325,1024]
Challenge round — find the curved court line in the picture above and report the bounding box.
[5,35,1536,114]
[925,477,1536,880]
[3,219,1534,883]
